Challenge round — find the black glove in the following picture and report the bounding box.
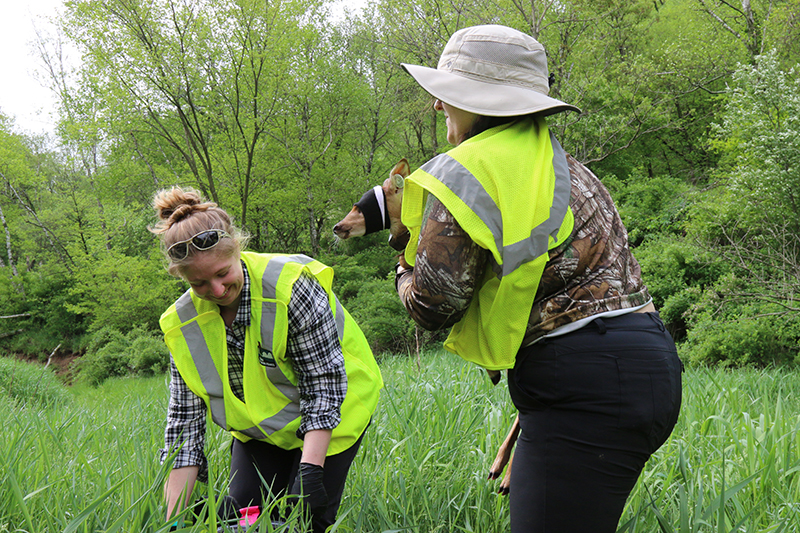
[289,462,328,520]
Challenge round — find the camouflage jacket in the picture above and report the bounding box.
[396,154,651,347]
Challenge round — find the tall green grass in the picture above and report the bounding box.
[0,357,69,407]
[620,367,800,532]
[0,352,798,532]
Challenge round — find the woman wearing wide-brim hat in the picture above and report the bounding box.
[395,25,682,532]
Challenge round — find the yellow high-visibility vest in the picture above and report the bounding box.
[401,117,574,370]
[160,252,383,454]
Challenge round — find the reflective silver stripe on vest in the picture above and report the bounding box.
[256,255,312,424]
[262,254,345,340]
[258,298,300,408]
[180,320,228,429]
[262,254,315,298]
[333,296,345,341]
[419,131,571,278]
[421,154,504,253]
[236,402,302,440]
[176,291,199,323]
[503,133,571,275]
[176,292,228,428]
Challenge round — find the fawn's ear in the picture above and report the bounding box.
[388,158,410,191]
[391,158,410,178]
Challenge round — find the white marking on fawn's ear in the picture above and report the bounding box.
[392,174,405,189]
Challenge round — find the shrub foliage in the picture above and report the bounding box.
[76,325,169,385]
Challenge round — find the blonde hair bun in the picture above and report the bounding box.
[151,187,219,234]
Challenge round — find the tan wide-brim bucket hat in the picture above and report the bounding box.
[402,25,580,117]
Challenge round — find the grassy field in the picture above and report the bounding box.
[1,351,798,532]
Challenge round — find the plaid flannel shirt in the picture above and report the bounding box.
[159,261,347,481]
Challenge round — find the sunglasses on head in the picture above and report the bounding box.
[167,229,232,261]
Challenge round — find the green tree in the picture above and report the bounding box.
[692,0,799,63]
[699,51,800,306]
[59,0,307,229]
[679,51,800,365]
[66,249,181,333]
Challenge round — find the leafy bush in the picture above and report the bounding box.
[0,356,70,407]
[321,242,399,304]
[85,326,128,355]
[678,273,800,368]
[347,276,417,354]
[129,334,171,375]
[323,242,428,355]
[680,314,800,368]
[0,249,179,360]
[634,235,726,340]
[603,172,690,247]
[76,325,169,385]
[0,263,88,358]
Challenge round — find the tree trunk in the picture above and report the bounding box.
[0,203,12,274]
[0,189,20,276]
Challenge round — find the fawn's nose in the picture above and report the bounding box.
[333,223,347,237]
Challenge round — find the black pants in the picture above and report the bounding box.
[228,429,366,533]
[508,312,682,533]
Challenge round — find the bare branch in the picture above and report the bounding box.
[696,0,745,42]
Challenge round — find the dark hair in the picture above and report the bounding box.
[462,113,542,142]
[463,116,516,142]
